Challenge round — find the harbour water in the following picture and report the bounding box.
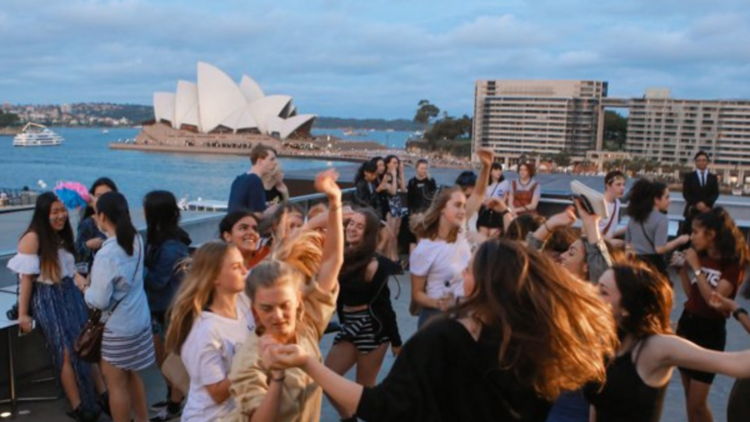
[0,127,350,207]
[4,127,750,215]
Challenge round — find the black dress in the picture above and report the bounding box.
[584,337,666,422]
[357,318,551,422]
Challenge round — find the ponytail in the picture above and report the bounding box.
[96,192,138,256]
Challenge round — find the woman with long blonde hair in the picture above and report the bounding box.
[409,149,493,327]
[227,169,343,422]
[264,239,618,422]
[165,241,254,422]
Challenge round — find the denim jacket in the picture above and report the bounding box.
[86,236,151,336]
[75,217,106,266]
[144,238,190,313]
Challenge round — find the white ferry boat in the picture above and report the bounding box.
[13,123,64,147]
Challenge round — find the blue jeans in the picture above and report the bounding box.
[417,307,442,328]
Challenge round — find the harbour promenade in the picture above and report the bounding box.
[1,185,750,421]
[0,265,747,421]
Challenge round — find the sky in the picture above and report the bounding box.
[1,0,749,119]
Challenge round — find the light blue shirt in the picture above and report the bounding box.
[85,235,151,336]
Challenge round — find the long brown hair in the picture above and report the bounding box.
[410,186,462,243]
[340,208,380,279]
[24,192,74,281]
[453,239,617,400]
[611,263,673,338]
[165,241,232,355]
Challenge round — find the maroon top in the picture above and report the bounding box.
[685,256,743,319]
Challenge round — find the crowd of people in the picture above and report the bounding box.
[7,145,750,422]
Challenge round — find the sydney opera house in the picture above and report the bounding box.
[149,62,315,140]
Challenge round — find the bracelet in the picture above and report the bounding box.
[271,375,286,383]
[498,209,509,217]
[733,308,748,321]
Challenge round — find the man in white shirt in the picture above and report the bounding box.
[599,170,626,240]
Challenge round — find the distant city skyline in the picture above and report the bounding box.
[1,0,748,119]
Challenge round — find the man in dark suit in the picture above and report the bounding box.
[681,150,720,235]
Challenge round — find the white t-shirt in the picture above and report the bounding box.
[597,199,621,239]
[485,180,509,200]
[410,234,471,299]
[181,294,256,422]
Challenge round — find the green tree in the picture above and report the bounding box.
[552,150,572,168]
[425,113,472,150]
[0,111,20,128]
[603,110,628,151]
[414,100,440,128]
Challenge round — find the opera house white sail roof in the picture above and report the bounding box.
[152,62,315,140]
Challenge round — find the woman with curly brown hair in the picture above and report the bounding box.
[673,207,750,422]
[585,261,750,422]
[263,239,619,422]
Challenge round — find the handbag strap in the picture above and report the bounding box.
[638,221,657,253]
[106,236,142,318]
[602,200,619,236]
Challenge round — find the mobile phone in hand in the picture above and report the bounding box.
[571,195,595,215]
[18,319,36,337]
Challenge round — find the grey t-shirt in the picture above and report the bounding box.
[626,210,668,255]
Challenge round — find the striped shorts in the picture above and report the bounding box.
[102,326,156,371]
[333,308,389,353]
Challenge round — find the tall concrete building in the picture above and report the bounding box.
[627,89,750,165]
[473,80,608,163]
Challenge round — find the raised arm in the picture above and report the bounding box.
[575,199,613,283]
[399,165,407,193]
[315,169,344,293]
[529,207,577,247]
[655,334,750,379]
[466,148,494,219]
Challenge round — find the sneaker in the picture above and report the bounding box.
[149,400,168,412]
[150,407,181,422]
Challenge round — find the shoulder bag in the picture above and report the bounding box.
[74,237,141,363]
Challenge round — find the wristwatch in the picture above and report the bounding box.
[693,268,702,278]
[733,308,748,321]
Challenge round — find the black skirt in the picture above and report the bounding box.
[476,206,503,229]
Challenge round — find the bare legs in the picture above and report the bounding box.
[325,341,390,419]
[101,359,148,422]
[385,214,400,262]
[680,372,714,422]
[60,350,82,410]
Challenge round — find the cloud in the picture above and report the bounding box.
[0,0,749,118]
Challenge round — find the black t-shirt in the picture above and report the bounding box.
[407,176,437,214]
[358,319,551,422]
[265,186,283,207]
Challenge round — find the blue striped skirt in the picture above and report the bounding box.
[102,326,155,371]
[32,277,98,411]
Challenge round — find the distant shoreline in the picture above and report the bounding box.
[110,142,371,163]
[0,127,21,136]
